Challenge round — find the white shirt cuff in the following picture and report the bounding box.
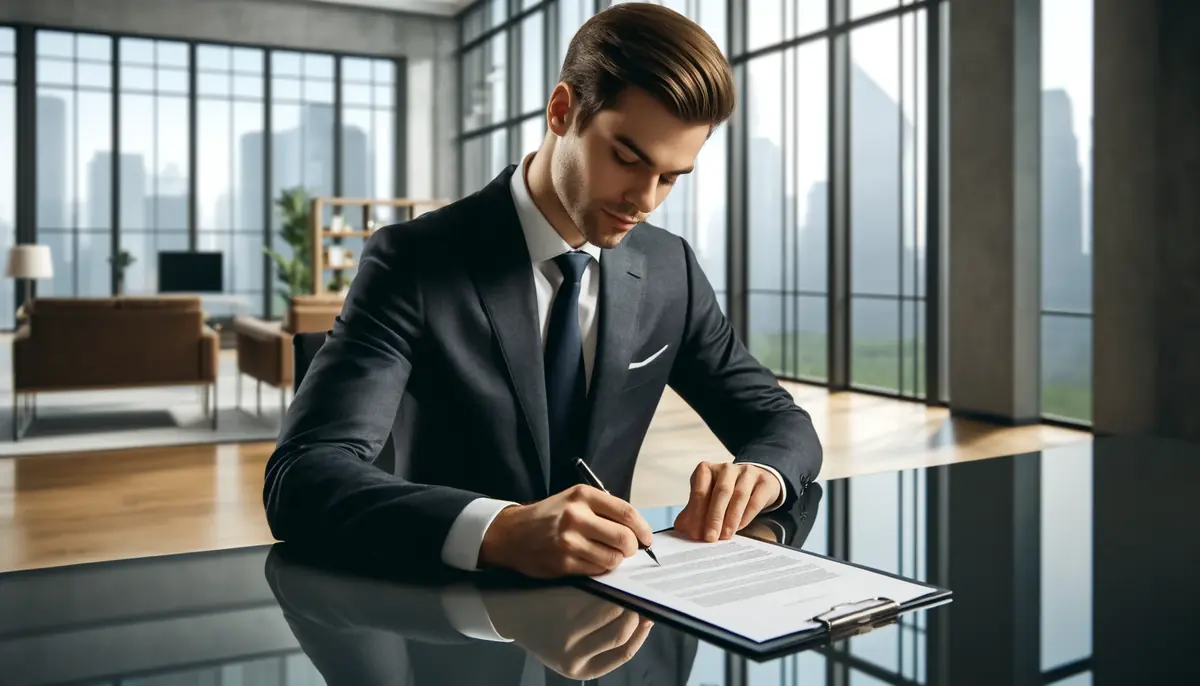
[440,586,513,642]
[440,497,519,572]
[741,462,788,513]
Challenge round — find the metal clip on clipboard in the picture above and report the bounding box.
[812,597,900,635]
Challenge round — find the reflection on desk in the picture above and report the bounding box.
[1,437,1197,685]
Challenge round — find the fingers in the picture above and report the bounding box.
[738,475,780,530]
[675,462,714,540]
[579,487,654,548]
[575,614,654,678]
[719,467,760,539]
[703,464,740,541]
[559,531,624,574]
[566,502,639,558]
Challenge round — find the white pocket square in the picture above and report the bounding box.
[629,344,669,370]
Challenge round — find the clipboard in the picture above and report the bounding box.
[574,529,953,662]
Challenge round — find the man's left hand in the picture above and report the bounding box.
[672,462,781,542]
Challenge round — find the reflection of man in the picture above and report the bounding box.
[264,2,822,580]
[265,486,822,685]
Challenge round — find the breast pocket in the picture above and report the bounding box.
[623,343,672,391]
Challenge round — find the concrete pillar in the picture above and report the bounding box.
[1093,0,1200,441]
[948,0,1043,424]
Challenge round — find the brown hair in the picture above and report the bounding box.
[558,2,735,133]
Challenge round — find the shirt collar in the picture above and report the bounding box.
[509,153,602,265]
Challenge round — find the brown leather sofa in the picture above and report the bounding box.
[231,295,343,415]
[12,296,220,439]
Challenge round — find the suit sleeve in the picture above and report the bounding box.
[263,226,488,566]
[666,238,823,509]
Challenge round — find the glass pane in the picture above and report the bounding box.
[272,51,301,76]
[157,68,189,95]
[749,293,785,374]
[1042,314,1092,421]
[199,72,230,97]
[693,114,727,292]
[0,56,15,82]
[1042,0,1094,318]
[342,107,372,199]
[852,0,900,21]
[852,297,901,391]
[851,17,903,297]
[490,32,508,122]
[156,96,189,229]
[557,0,593,67]
[462,136,484,195]
[36,91,73,230]
[373,84,392,108]
[273,77,301,101]
[77,63,111,89]
[120,65,154,91]
[37,31,75,59]
[373,109,394,208]
[0,27,14,54]
[373,59,394,85]
[342,57,372,82]
[233,232,265,294]
[523,0,540,8]
[232,47,263,74]
[119,93,152,230]
[80,35,112,61]
[304,79,334,104]
[792,295,828,380]
[77,230,110,296]
[747,52,783,292]
[747,0,783,53]
[37,59,74,86]
[464,6,486,44]
[304,54,334,79]
[121,230,188,294]
[157,41,188,68]
[521,10,545,113]
[233,75,261,99]
[198,100,230,231]
[39,231,74,295]
[462,45,486,131]
[120,37,155,65]
[521,116,543,157]
[490,0,506,26]
[233,101,265,232]
[489,127,509,178]
[198,45,231,71]
[77,91,112,231]
[900,297,925,397]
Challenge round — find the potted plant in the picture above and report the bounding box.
[109,249,136,295]
[264,187,313,323]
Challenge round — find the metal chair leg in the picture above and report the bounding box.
[236,373,242,409]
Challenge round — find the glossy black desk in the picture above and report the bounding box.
[2,436,1197,685]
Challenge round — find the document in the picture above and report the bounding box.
[591,530,937,643]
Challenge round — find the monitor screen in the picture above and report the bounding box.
[157,251,223,293]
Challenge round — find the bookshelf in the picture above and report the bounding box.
[309,196,447,296]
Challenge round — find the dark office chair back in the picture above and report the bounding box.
[292,331,397,476]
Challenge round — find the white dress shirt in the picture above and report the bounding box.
[439,155,789,590]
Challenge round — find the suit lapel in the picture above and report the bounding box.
[469,166,552,497]
[584,236,645,462]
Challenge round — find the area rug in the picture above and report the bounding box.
[0,351,285,457]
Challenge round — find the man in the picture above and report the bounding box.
[263,2,822,579]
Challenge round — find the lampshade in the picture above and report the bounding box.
[5,245,54,279]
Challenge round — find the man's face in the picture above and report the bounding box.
[550,86,711,249]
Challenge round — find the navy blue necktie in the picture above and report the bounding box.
[544,251,591,494]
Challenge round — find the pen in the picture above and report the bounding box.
[574,458,660,565]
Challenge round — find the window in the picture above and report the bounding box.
[1041,0,1093,423]
[849,11,927,398]
[0,27,14,328]
[746,40,829,380]
[35,31,113,299]
[197,44,266,316]
[270,51,335,314]
[117,37,190,295]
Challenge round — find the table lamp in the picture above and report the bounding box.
[5,244,54,307]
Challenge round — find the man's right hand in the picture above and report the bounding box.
[479,484,655,578]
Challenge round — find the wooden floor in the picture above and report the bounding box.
[0,381,1089,573]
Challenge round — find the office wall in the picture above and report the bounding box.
[1093,0,1200,441]
[0,0,458,199]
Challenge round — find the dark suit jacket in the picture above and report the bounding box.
[264,486,824,685]
[263,164,823,565]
